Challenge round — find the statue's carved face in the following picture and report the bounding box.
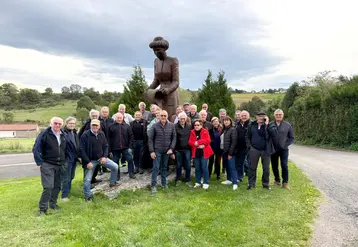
[153,48,166,60]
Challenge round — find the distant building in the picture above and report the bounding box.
[0,124,39,138]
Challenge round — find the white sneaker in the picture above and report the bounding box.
[61,197,70,202]
[193,183,201,188]
[233,184,238,190]
[221,180,232,185]
[203,184,209,190]
[201,178,204,184]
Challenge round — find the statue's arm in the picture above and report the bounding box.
[167,57,179,93]
[148,60,160,89]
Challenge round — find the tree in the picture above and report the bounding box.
[0,83,18,99]
[69,84,82,99]
[77,96,95,111]
[281,82,300,117]
[239,96,266,116]
[192,70,236,117]
[43,87,53,97]
[75,108,90,123]
[61,86,71,99]
[83,87,101,104]
[3,111,14,123]
[18,88,41,105]
[110,65,150,115]
[102,90,115,106]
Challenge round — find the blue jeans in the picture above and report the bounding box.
[151,152,169,187]
[236,149,247,182]
[83,159,118,199]
[133,140,144,170]
[194,157,209,185]
[175,150,191,182]
[113,149,134,178]
[61,159,77,198]
[223,154,238,185]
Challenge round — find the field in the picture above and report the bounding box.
[0,162,320,246]
[0,138,35,153]
[232,93,284,106]
[0,101,77,125]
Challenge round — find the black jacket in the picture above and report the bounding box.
[99,116,114,139]
[236,120,251,151]
[269,121,294,151]
[108,122,134,151]
[78,119,105,139]
[246,121,276,155]
[148,121,176,153]
[63,127,79,162]
[175,122,191,150]
[130,119,148,142]
[33,127,66,166]
[221,126,237,156]
[79,130,108,167]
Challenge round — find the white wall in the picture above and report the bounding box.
[0,131,15,138]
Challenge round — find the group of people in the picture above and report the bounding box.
[33,101,294,216]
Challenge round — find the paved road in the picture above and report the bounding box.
[1,146,358,246]
[290,145,358,247]
[0,153,39,179]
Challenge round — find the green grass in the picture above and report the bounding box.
[0,162,320,247]
[0,138,35,153]
[232,93,285,106]
[0,101,77,125]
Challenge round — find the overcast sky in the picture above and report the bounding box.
[0,0,357,92]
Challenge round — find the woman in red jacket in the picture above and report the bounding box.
[189,120,214,189]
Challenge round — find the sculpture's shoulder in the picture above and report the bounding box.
[167,56,179,65]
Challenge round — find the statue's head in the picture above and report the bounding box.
[149,36,169,60]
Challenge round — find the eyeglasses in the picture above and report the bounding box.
[160,115,167,117]
[53,122,62,125]
[194,124,201,126]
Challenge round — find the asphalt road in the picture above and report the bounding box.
[290,145,358,247]
[1,146,358,246]
[0,153,39,179]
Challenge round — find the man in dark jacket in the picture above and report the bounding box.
[61,117,79,201]
[201,103,213,122]
[246,112,276,190]
[199,110,213,131]
[33,117,66,216]
[80,119,120,201]
[99,106,114,140]
[236,110,251,182]
[130,111,147,174]
[108,113,136,179]
[174,112,192,187]
[270,109,294,189]
[148,110,176,194]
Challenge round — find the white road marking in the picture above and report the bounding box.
[0,162,35,167]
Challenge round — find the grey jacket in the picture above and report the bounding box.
[269,121,294,150]
[148,121,177,153]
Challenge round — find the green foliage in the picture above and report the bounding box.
[281,82,300,117]
[18,88,41,106]
[287,73,358,148]
[238,96,266,116]
[75,108,90,123]
[43,87,53,97]
[2,111,14,123]
[110,65,149,115]
[77,96,95,111]
[192,70,236,117]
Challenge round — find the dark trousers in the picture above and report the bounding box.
[61,159,77,198]
[208,153,222,178]
[248,148,270,187]
[152,152,169,187]
[39,162,63,211]
[175,150,191,182]
[271,149,289,184]
[236,149,247,182]
[113,149,134,179]
[133,140,144,170]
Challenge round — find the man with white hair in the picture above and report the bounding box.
[99,106,114,139]
[199,110,212,131]
[187,104,199,123]
[113,104,134,125]
[269,109,294,189]
[201,103,213,122]
[139,102,150,121]
[33,117,66,216]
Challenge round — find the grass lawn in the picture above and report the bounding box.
[0,161,320,247]
[232,93,285,106]
[0,101,77,125]
[0,138,35,153]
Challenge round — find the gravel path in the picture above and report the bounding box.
[290,145,358,247]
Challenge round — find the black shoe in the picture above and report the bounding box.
[216,176,221,181]
[50,205,61,210]
[102,168,109,173]
[139,168,144,174]
[129,173,136,179]
[247,186,253,190]
[124,171,129,175]
[134,168,139,174]
[263,185,271,190]
[37,210,47,216]
[85,197,93,202]
[91,178,102,184]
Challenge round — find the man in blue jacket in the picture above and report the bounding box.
[270,109,294,189]
[80,119,121,201]
[33,117,67,216]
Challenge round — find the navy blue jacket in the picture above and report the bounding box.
[79,130,108,168]
[246,121,276,155]
[33,127,66,166]
[63,127,79,163]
